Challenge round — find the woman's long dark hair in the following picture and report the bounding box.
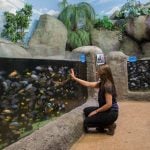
[97,64,117,97]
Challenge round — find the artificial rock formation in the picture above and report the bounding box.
[29,14,67,57]
[0,38,31,58]
[125,16,150,41]
[91,29,120,54]
[91,15,150,58]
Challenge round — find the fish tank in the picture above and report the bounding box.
[0,58,87,149]
[127,59,150,91]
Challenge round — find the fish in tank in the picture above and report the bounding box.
[0,58,87,149]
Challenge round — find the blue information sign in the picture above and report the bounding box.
[80,53,86,63]
[128,56,137,62]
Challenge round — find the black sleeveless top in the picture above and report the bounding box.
[98,82,119,111]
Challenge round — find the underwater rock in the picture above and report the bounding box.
[31,74,39,80]
[25,84,33,90]
[48,66,53,72]
[2,109,13,114]
[128,60,150,90]
[9,122,20,130]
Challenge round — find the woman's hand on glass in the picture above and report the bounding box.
[70,68,76,80]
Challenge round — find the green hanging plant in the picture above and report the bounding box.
[67,30,90,50]
[58,2,95,50]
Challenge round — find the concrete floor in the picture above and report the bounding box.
[70,101,150,150]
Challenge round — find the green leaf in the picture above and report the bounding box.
[1,4,32,43]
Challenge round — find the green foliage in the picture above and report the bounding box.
[140,7,150,15]
[1,12,18,42]
[58,2,95,50]
[1,4,32,43]
[114,0,150,19]
[94,16,115,30]
[58,2,95,31]
[67,30,90,49]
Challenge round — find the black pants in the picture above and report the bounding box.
[83,106,118,128]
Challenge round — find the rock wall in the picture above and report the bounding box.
[91,15,150,58]
[0,38,32,58]
[91,29,120,55]
[125,16,150,41]
[28,14,67,57]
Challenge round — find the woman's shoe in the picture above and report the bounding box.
[96,127,106,133]
[106,123,116,135]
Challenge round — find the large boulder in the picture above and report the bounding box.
[28,14,67,57]
[141,42,150,57]
[0,38,32,58]
[91,29,120,54]
[120,36,141,57]
[125,16,150,41]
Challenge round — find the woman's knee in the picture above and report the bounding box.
[83,107,90,113]
[106,112,119,125]
[83,107,90,117]
[83,106,99,117]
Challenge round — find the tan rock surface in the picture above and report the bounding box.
[125,16,150,41]
[91,29,120,54]
[0,38,32,58]
[29,14,67,57]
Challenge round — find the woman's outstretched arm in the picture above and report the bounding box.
[70,69,99,88]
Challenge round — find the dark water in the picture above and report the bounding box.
[0,58,87,149]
